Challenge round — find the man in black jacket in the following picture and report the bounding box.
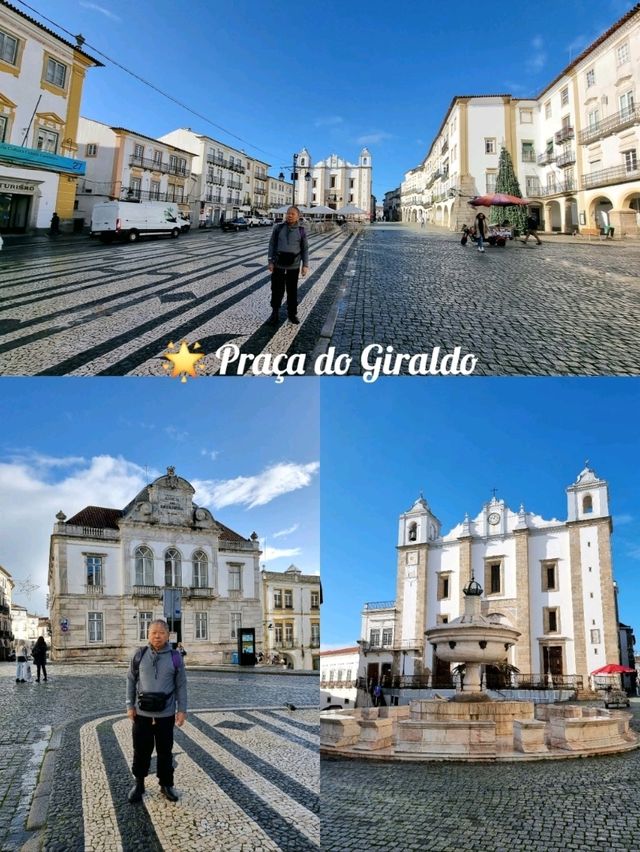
[267,206,310,325]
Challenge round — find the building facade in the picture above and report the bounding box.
[360,465,619,690]
[319,646,359,708]
[261,564,320,671]
[398,5,640,235]
[0,0,101,232]
[74,118,196,225]
[267,174,293,213]
[0,565,14,660]
[294,147,372,214]
[48,467,263,663]
[10,602,41,645]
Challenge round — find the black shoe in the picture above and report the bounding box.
[268,310,279,325]
[36,679,40,683]
[288,316,300,324]
[128,781,145,803]
[160,786,178,802]
[15,678,19,683]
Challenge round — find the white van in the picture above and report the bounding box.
[90,201,189,243]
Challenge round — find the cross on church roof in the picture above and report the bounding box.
[491,487,498,498]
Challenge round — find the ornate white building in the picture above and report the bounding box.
[294,147,372,214]
[360,466,619,690]
[0,565,14,660]
[48,467,263,663]
[261,564,320,671]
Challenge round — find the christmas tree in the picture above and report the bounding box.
[490,146,528,233]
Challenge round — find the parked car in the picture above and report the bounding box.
[90,201,187,243]
[259,217,273,226]
[245,216,261,227]
[222,217,249,232]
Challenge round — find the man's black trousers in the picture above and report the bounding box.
[131,714,175,786]
[271,267,300,318]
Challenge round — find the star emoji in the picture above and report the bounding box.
[164,340,205,382]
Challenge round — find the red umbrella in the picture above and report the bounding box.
[468,193,529,207]
[591,663,636,675]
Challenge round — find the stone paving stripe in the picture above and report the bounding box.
[174,724,319,851]
[97,719,164,852]
[189,713,318,813]
[113,718,283,852]
[80,715,123,852]
[258,708,321,735]
[40,718,86,852]
[234,710,319,752]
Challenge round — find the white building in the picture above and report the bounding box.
[48,467,263,663]
[0,0,101,232]
[267,174,293,213]
[159,128,271,226]
[261,564,320,671]
[295,147,372,215]
[399,5,640,235]
[0,565,14,660]
[320,646,359,709]
[10,602,40,646]
[75,118,196,224]
[360,465,618,692]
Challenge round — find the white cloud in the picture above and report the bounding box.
[261,545,302,562]
[165,425,189,442]
[315,116,343,127]
[200,449,220,461]
[272,523,299,539]
[79,2,121,21]
[193,461,319,510]
[355,131,393,146]
[526,36,547,72]
[614,513,633,526]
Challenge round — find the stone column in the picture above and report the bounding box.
[514,529,532,675]
[458,536,473,616]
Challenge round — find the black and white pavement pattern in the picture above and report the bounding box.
[0,664,318,852]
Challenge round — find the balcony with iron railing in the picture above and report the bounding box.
[537,151,556,165]
[206,155,228,167]
[581,163,640,190]
[441,139,449,154]
[521,151,536,163]
[527,179,576,197]
[231,162,246,174]
[555,126,574,144]
[120,187,188,203]
[273,640,297,649]
[85,584,104,596]
[188,586,217,598]
[254,172,268,181]
[227,179,242,190]
[556,149,576,167]
[426,170,443,188]
[309,639,320,649]
[131,585,162,597]
[578,105,640,145]
[206,175,225,186]
[255,187,266,196]
[129,154,170,174]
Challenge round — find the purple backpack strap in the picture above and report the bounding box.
[171,650,181,670]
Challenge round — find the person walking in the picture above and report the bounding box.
[267,205,309,325]
[176,642,187,661]
[521,213,542,245]
[15,642,28,682]
[49,212,60,237]
[474,212,488,252]
[32,636,49,682]
[126,619,187,804]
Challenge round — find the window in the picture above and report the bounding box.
[86,555,102,587]
[85,143,97,157]
[134,143,144,159]
[521,141,535,162]
[311,591,320,609]
[0,29,19,65]
[284,589,293,609]
[230,612,241,639]
[195,612,208,640]
[485,138,496,154]
[588,108,600,128]
[88,612,103,642]
[436,614,449,625]
[484,561,502,595]
[582,495,593,513]
[228,564,242,591]
[586,68,595,88]
[616,42,630,66]
[150,180,160,200]
[311,623,320,645]
[349,194,354,202]
[486,172,497,193]
[526,176,541,196]
[274,589,282,608]
[192,551,208,587]
[336,669,343,682]
[620,91,635,118]
[408,522,417,542]
[560,86,569,106]
[349,178,354,188]
[544,608,560,633]
[520,108,533,124]
[624,149,638,173]
[382,628,393,646]
[330,176,336,188]
[541,561,558,592]
[0,115,6,143]
[45,57,67,88]
[129,177,141,199]
[274,623,283,643]
[545,101,552,119]
[135,546,154,586]
[138,611,152,641]
[284,623,294,643]
[164,548,182,587]
[369,629,380,646]
[36,129,58,154]
[437,574,450,600]
[346,668,352,682]
[153,149,162,165]
[591,629,601,644]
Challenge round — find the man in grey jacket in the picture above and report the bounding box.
[267,205,309,325]
[126,619,187,803]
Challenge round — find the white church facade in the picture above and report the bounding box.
[360,466,618,690]
[48,467,263,663]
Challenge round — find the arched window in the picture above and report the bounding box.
[582,495,593,513]
[192,550,208,588]
[165,548,182,587]
[134,546,154,586]
[408,522,417,542]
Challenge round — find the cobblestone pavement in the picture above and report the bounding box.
[0,663,318,851]
[330,223,640,375]
[320,700,640,852]
[0,227,355,376]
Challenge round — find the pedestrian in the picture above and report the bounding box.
[32,636,48,682]
[521,213,542,245]
[49,212,60,236]
[126,619,187,804]
[460,225,470,246]
[176,642,187,660]
[15,641,28,682]
[474,212,488,253]
[373,683,382,707]
[267,205,309,325]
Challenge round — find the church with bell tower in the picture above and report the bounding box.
[361,465,619,687]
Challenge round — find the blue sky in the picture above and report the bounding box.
[16,0,637,199]
[0,378,319,614]
[321,378,640,649]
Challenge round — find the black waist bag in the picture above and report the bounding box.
[138,692,170,712]
[276,251,298,266]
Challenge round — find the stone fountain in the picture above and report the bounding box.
[320,577,638,762]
